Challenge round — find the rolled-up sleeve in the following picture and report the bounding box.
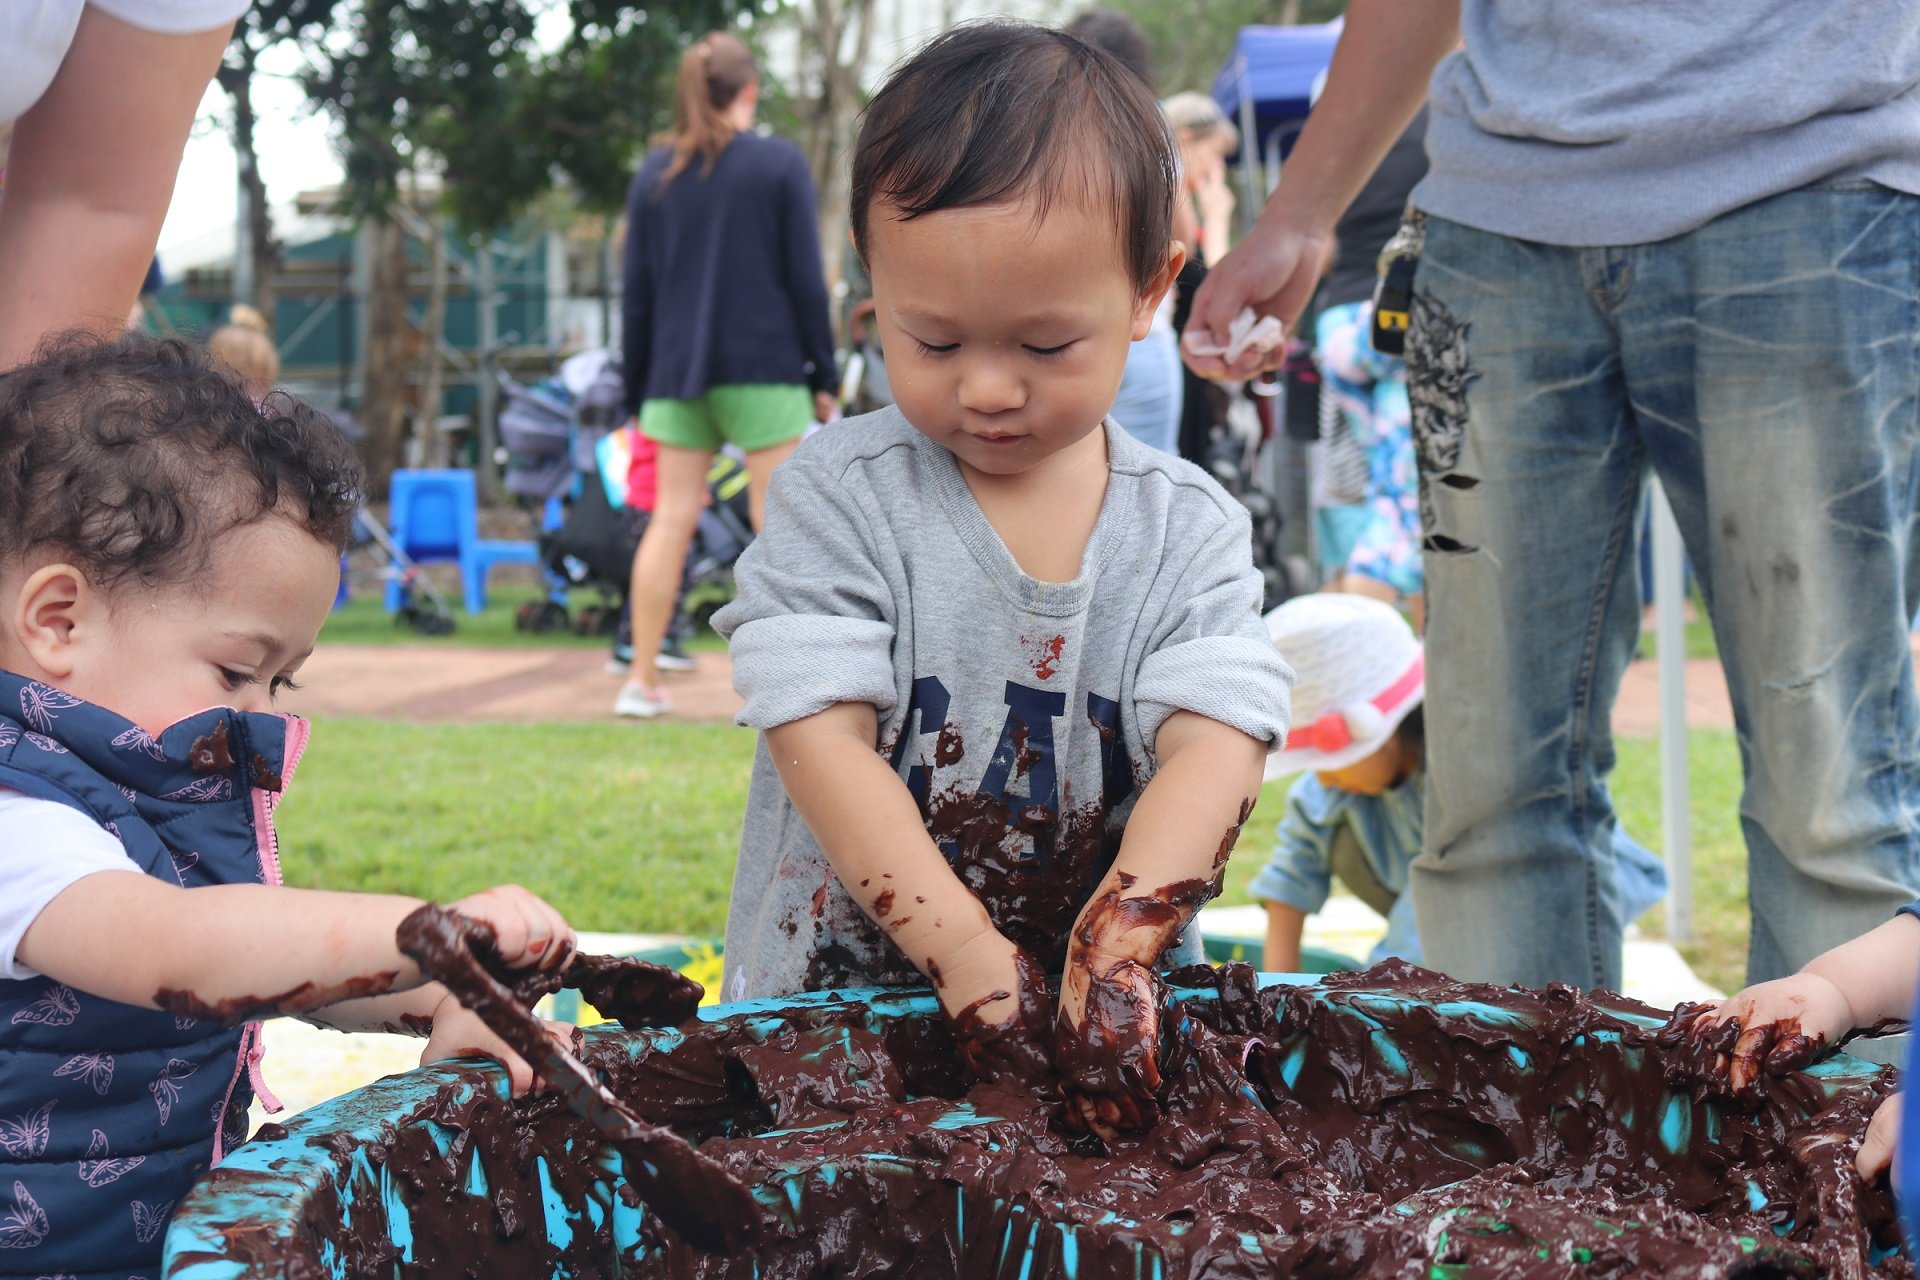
[1134,508,1293,758]
[714,458,898,729]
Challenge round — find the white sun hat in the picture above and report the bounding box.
[1264,593,1424,779]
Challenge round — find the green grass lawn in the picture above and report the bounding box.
[275,717,755,936]
[276,716,1752,995]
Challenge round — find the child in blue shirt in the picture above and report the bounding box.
[1250,594,1666,972]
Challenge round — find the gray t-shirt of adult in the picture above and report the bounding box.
[1415,1,1920,246]
[713,409,1294,1002]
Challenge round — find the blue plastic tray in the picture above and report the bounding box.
[162,974,1889,1278]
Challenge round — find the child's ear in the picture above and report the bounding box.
[11,564,96,681]
[1130,240,1190,341]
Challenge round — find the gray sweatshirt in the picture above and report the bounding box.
[1416,1,1920,246]
[713,411,1293,1001]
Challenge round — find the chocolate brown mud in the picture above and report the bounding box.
[189,719,235,772]
[207,959,1909,1278]
[394,904,762,1251]
[154,970,398,1024]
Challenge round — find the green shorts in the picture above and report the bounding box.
[639,384,812,453]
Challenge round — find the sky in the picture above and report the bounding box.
[154,0,1054,268]
[157,42,342,265]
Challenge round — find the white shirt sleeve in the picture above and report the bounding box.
[0,785,141,980]
[88,0,254,34]
[0,1,253,126]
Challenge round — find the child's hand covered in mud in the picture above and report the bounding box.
[1055,949,1168,1138]
[422,988,579,1096]
[1686,973,1854,1094]
[936,930,1056,1087]
[447,884,577,974]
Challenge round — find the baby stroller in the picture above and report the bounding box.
[531,361,757,648]
[322,407,459,635]
[492,348,629,633]
[346,509,459,635]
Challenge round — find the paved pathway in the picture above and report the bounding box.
[287,633,1920,735]
[281,643,1738,735]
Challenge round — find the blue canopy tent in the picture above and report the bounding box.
[1211,20,1343,222]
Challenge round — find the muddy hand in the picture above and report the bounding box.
[949,947,1056,1088]
[1056,955,1168,1138]
[1681,974,1851,1094]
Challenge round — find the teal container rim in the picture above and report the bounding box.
[163,974,1889,1278]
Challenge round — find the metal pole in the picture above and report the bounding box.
[1235,54,1259,240]
[1651,478,1692,942]
[475,246,500,499]
[232,168,255,310]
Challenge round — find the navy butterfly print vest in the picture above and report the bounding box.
[0,672,300,1279]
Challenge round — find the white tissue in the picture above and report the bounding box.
[1181,306,1285,366]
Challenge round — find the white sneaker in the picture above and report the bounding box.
[613,683,671,718]
[655,647,698,673]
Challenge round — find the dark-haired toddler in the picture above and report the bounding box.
[713,22,1293,1135]
[0,332,577,1277]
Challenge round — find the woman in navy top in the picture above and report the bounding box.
[617,32,837,718]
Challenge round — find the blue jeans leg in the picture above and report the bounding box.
[1405,218,1644,989]
[1109,328,1182,454]
[1620,184,1920,982]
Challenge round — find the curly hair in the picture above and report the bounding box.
[0,330,363,592]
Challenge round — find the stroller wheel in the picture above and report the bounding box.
[417,612,457,637]
[515,600,540,632]
[573,605,602,637]
[531,600,571,634]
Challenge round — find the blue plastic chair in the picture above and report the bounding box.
[383,469,540,615]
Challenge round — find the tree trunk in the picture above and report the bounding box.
[219,50,281,323]
[358,217,412,498]
[416,205,449,465]
[795,0,874,306]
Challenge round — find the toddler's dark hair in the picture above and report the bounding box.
[850,21,1176,297]
[0,330,363,592]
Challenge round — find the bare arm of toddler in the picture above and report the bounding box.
[299,983,576,1096]
[1690,913,1920,1179]
[1056,710,1267,1136]
[1697,914,1920,1087]
[1263,902,1308,976]
[766,702,1054,1082]
[17,876,576,1094]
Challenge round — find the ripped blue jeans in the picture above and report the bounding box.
[1407,186,1920,989]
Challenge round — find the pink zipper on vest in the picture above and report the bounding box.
[212,714,311,1163]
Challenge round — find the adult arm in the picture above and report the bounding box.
[777,145,838,398]
[0,7,235,370]
[1183,0,1458,380]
